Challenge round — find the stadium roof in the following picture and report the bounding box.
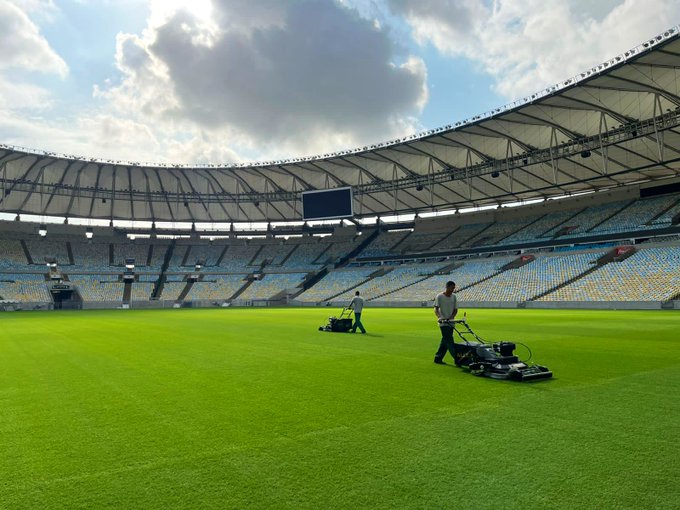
[2,26,680,224]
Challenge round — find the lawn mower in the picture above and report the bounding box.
[442,317,553,381]
[319,307,354,333]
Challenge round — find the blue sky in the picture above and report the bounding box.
[1,0,678,164]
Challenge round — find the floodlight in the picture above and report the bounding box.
[86,228,93,239]
[38,224,47,237]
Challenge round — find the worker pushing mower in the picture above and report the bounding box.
[433,280,552,381]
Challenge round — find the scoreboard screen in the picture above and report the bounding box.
[302,187,353,221]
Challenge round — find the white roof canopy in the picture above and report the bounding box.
[2,27,680,223]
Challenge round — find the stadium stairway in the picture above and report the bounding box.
[123,280,132,303]
[151,241,175,299]
[177,278,194,302]
[179,245,191,266]
[20,240,33,264]
[66,242,75,265]
[528,246,637,301]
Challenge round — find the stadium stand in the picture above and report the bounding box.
[358,230,411,258]
[0,239,29,269]
[238,272,307,301]
[650,198,680,226]
[430,222,492,251]
[3,190,680,307]
[543,201,631,238]
[281,238,329,270]
[296,267,376,302]
[501,209,578,244]
[591,195,679,234]
[398,231,448,254]
[539,246,680,301]
[218,242,261,271]
[384,256,515,302]
[251,241,295,267]
[461,219,532,248]
[316,235,366,265]
[186,275,248,301]
[70,241,111,271]
[130,282,155,301]
[456,252,602,302]
[69,275,123,302]
[160,282,186,301]
[183,243,225,267]
[113,243,150,267]
[336,261,451,302]
[25,240,69,265]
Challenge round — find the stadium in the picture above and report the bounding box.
[1,7,679,509]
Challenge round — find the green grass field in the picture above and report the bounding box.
[1,307,679,509]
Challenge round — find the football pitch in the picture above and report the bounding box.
[1,307,678,509]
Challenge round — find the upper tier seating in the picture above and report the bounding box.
[25,240,69,265]
[502,209,579,244]
[358,230,410,258]
[251,242,296,267]
[398,231,448,253]
[591,195,679,234]
[69,241,111,271]
[282,240,329,270]
[218,243,261,272]
[650,198,680,226]
[429,223,492,251]
[0,240,28,270]
[113,243,151,267]
[543,201,630,238]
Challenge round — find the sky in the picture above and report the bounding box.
[1,0,679,166]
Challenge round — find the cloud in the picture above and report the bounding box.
[0,0,67,75]
[97,0,428,161]
[387,0,680,100]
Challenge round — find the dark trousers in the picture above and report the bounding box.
[434,325,456,362]
[352,312,366,333]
